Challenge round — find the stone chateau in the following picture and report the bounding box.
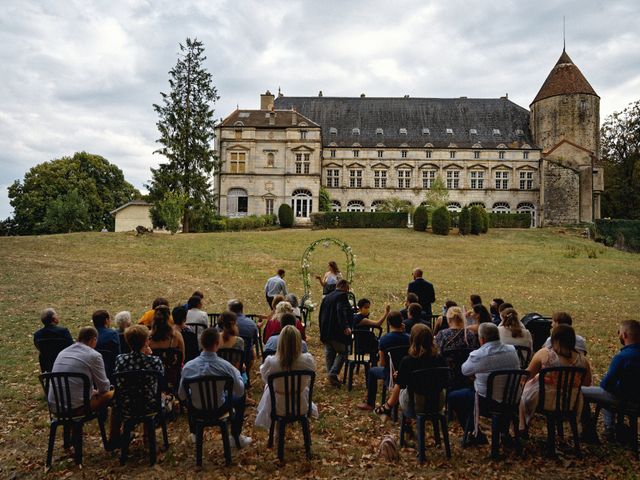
[215,49,603,226]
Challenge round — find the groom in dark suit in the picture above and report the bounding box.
[407,268,435,317]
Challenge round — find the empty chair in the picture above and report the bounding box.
[36,338,71,373]
[40,372,109,469]
[267,370,316,461]
[182,375,238,466]
[113,370,169,466]
[343,330,378,391]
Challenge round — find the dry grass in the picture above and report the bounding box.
[0,228,639,479]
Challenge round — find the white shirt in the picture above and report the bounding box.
[543,334,587,354]
[186,308,208,327]
[498,326,533,349]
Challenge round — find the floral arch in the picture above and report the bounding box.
[301,238,355,301]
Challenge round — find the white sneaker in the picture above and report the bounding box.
[229,434,252,449]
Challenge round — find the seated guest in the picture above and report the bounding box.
[400,293,422,320]
[256,325,317,429]
[357,311,410,411]
[228,300,259,369]
[49,326,113,412]
[264,313,309,354]
[466,304,492,334]
[114,311,132,353]
[179,328,251,447]
[448,323,520,445]
[93,310,120,354]
[353,298,390,330]
[497,302,513,321]
[435,307,479,353]
[149,305,185,361]
[498,308,532,349]
[264,301,306,342]
[258,294,285,329]
[172,305,191,333]
[374,324,445,417]
[490,298,504,325]
[182,290,204,309]
[582,320,640,440]
[219,311,245,351]
[432,300,458,335]
[519,324,592,431]
[285,294,302,319]
[542,312,587,354]
[173,305,198,362]
[34,308,73,347]
[469,294,482,307]
[139,297,173,327]
[403,302,427,333]
[186,295,208,327]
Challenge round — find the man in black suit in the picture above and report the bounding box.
[34,308,73,347]
[407,268,435,317]
[319,279,352,387]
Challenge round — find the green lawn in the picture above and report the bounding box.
[0,228,639,478]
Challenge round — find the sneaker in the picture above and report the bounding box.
[229,434,252,449]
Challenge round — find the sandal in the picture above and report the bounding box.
[374,403,392,416]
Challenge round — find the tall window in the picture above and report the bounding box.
[229,152,246,173]
[474,151,480,159]
[469,171,484,189]
[398,169,411,188]
[353,150,359,158]
[495,171,509,189]
[523,151,529,160]
[265,198,274,215]
[330,149,336,158]
[349,169,363,188]
[519,171,534,190]
[227,188,248,216]
[517,202,536,227]
[300,130,307,140]
[346,200,365,212]
[449,151,456,159]
[295,153,310,174]
[374,169,387,188]
[498,151,505,159]
[422,170,436,189]
[446,170,460,189]
[326,169,340,188]
[266,152,275,167]
[425,150,432,159]
[377,150,384,158]
[291,189,312,218]
[401,150,408,158]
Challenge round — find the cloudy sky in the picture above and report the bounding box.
[1,0,639,218]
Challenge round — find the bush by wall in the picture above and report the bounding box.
[413,206,428,232]
[488,213,531,228]
[470,207,483,235]
[594,219,640,252]
[311,211,407,228]
[459,207,471,235]
[207,214,277,232]
[431,207,451,235]
[278,204,294,228]
[481,209,489,233]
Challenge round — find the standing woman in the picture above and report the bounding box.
[316,261,343,296]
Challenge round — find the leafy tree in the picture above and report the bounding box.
[601,99,640,219]
[42,189,90,234]
[278,203,294,227]
[147,38,219,232]
[413,206,428,232]
[152,192,187,234]
[459,206,471,235]
[481,209,490,233]
[319,187,332,212]
[8,152,138,234]
[431,206,451,235]
[378,197,414,214]
[470,206,483,235]
[423,176,449,211]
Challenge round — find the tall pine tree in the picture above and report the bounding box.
[148,38,219,232]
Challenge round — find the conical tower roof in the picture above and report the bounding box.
[531,49,598,105]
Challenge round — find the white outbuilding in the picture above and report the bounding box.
[110,200,153,232]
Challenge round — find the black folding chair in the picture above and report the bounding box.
[113,370,168,465]
[262,350,276,363]
[207,313,221,328]
[182,375,237,466]
[40,372,109,469]
[514,345,532,369]
[537,366,586,457]
[441,348,475,390]
[245,315,265,358]
[36,338,71,373]
[186,322,208,341]
[217,348,245,373]
[151,348,183,393]
[400,367,452,464]
[343,330,378,391]
[182,328,200,362]
[97,349,117,382]
[267,370,316,461]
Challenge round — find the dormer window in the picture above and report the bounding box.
[375,128,384,135]
[352,128,360,135]
[446,128,454,135]
[493,128,501,135]
[329,127,337,135]
[469,128,477,135]
[422,128,430,135]
[399,128,408,135]
[515,129,524,136]
[300,130,307,140]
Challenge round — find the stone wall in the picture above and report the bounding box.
[543,161,580,225]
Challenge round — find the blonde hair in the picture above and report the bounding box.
[446,306,465,328]
[275,301,293,320]
[277,325,302,370]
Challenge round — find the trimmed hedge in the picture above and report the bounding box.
[459,207,471,235]
[488,213,531,228]
[208,215,277,232]
[413,206,428,232]
[481,209,489,233]
[311,211,407,228]
[432,206,451,235]
[594,219,640,252]
[278,204,294,228]
[470,207,483,235]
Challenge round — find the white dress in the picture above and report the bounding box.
[255,353,318,429]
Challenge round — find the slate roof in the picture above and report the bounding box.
[531,49,598,105]
[273,96,536,149]
[220,109,319,128]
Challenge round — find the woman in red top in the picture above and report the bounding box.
[263,300,306,342]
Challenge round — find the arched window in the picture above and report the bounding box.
[346,200,365,212]
[492,202,511,214]
[468,202,486,210]
[446,202,462,213]
[370,200,385,212]
[517,202,536,227]
[227,188,248,216]
[331,200,342,212]
[291,189,312,218]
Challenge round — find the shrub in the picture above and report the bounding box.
[310,212,407,228]
[205,214,277,232]
[431,207,450,235]
[278,203,294,228]
[488,213,531,228]
[470,207,483,235]
[458,207,471,235]
[413,206,428,232]
[481,209,490,233]
[594,219,640,252]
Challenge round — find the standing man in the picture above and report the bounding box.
[264,269,288,308]
[407,268,435,317]
[318,279,352,387]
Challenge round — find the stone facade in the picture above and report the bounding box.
[542,161,580,225]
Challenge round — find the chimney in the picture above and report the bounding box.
[260,90,275,110]
[291,110,297,125]
[318,90,323,97]
[360,93,365,98]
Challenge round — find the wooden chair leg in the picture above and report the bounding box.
[220,422,232,466]
[46,423,57,469]
[277,421,287,462]
[301,417,312,460]
[441,415,451,459]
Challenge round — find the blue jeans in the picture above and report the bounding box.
[581,386,616,431]
[324,340,347,377]
[366,367,386,406]
[447,387,475,429]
